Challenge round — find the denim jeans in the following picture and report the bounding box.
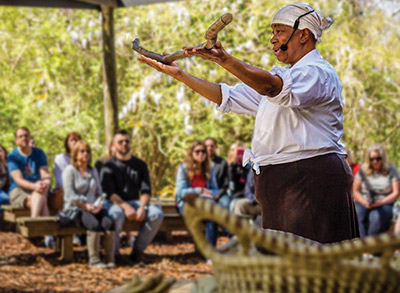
[178,205,217,246]
[355,202,393,237]
[105,200,164,254]
[217,194,231,210]
[0,189,9,216]
[217,194,232,237]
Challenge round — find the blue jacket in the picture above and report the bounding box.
[175,163,218,212]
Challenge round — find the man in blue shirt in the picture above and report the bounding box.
[7,127,51,218]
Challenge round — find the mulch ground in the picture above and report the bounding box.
[0,222,224,292]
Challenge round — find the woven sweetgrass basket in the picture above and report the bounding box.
[183,195,400,293]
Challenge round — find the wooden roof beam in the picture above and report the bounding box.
[0,0,99,9]
[77,0,117,7]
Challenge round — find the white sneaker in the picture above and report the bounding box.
[128,236,136,247]
[73,235,82,246]
[44,236,56,249]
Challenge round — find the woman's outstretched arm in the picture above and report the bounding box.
[139,55,223,105]
[183,41,283,97]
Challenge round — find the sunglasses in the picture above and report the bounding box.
[79,149,91,154]
[194,149,206,155]
[370,157,382,162]
[117,139,130,145]
[17,134,30,139]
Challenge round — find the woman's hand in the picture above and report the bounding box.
[183,41,228,65]
[353,179,371,208]
[202,188,213,196]
[369,200,384,209]
[85,203,101,214]
[359,198,372,209]
[139,54,181,78]
[198,188,214,200]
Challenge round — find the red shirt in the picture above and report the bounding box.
[351,163,360,176]
[190,173,207,188]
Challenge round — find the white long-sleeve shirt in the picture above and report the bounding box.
[217,49,345,174]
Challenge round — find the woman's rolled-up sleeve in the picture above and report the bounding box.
[216,83,263,116]
[267,65,332,108]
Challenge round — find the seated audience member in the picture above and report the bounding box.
[0,144,10,215]
[63,141,115,268]
[101,130,164,263]
[343,147,360,176]
[175,141,219,246]
[227,142,249,212]
[234,170,261,222]
[7,127,54,247]
[54,132,81,190]
[95,142,133,245]
[353,144,399,237]
[205,138,230,210]
[54,132,83,246]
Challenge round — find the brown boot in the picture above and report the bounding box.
[102,230,116,268]
[87,231,106,269]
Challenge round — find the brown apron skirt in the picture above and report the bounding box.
[253,153,359,244]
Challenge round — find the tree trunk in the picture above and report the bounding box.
[101,5,118,152]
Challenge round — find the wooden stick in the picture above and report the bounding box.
[132,13,233,64]
[132,38,189,64]
[204,13,233,49]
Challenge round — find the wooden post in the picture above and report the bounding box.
[101,5,118,152]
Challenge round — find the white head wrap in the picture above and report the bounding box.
[271,3,333,43]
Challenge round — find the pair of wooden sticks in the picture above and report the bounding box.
[132,13,233,64]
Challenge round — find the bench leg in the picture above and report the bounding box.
[159,229,173,242]
[59,236,74,262]
[165,229,173,242]
[55,237,62,253]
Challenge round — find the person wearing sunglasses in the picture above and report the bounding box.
[100,130,164,264]
[62,141,116,268]
[175,140,219,246]
[139,3,359,243]
[353,144,399,237]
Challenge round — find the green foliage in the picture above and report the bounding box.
[0,0,399,196]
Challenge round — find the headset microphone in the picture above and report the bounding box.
[279,9,314,52]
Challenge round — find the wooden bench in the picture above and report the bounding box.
[2,205,43,223]
[2,199,188,261]
[16,213,184,261]
[2,198,179,223]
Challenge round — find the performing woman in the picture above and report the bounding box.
[139,3,359,243]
